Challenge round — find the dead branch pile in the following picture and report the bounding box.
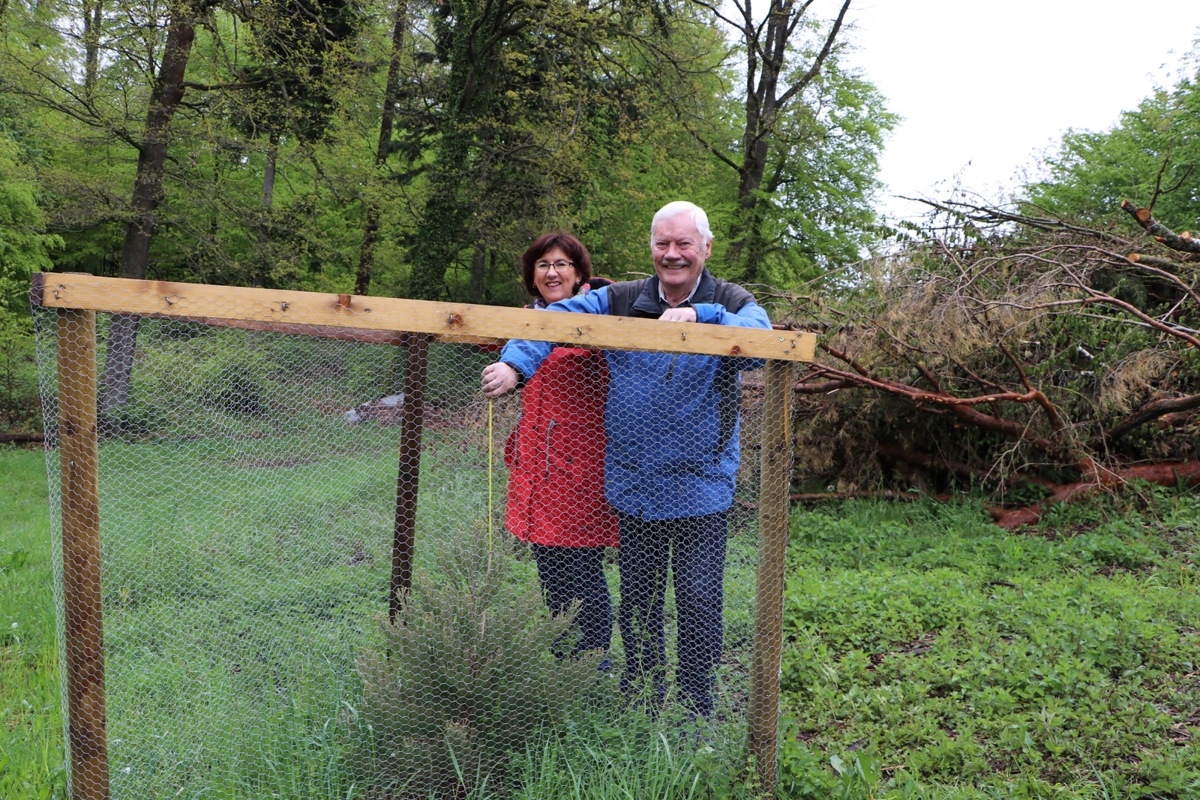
[778,200,1200,527]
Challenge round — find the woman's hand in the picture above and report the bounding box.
[481,362,520,397]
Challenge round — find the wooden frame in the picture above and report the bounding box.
[32,274,814,799]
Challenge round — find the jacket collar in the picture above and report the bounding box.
[632,269,717,317]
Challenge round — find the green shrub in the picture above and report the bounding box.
[195,356,270,417]
[1060,529,1158,571]
[0,309,39,432]
[352,531,601,798]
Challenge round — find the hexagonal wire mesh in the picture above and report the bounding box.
[33,280,800,800]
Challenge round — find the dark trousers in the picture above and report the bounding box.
[531,544,613,656]
[616,510,727,716]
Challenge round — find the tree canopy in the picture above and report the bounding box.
[0,0,894,309]
[1022,55,1200,229]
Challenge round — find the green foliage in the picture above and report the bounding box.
[352,532,601,798]
[745,53,898,287]
[235,0,363,142]
[0,121,61,314]
[777,722,839,798]
[780,497,1200,797]
[0,309,39,432]
[0,547,29,574]
[4,0,896,307]
[1023,50,1200,226]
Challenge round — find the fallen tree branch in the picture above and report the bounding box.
[0,431,45,444]
[1120,200,1200,255]
[1105,393,1200,442]
[990,460,1200,529]
[806,348,1091,471]
[789,490,953,503]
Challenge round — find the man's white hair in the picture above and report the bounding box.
[650,201,714,246]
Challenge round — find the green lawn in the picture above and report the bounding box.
[777,496,1200,798]
[3,439,1200,799]
[1,446,64,799]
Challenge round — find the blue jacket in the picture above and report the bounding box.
[499,270,771,520]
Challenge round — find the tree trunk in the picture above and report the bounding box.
[82,0,103,97]
[354,0,407,297]
[261,132,277,210]
[251,131,279,288]
[717,0,851,282]
[407,126,470,301]
[726,39,777,282]
[468,244,488,303]
[99,5,200,413]
[356,205,381,296]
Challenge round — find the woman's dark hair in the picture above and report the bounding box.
[522,232,593,299]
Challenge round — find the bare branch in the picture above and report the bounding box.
[775,0,851,109]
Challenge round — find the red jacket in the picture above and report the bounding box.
[504,346,618,548]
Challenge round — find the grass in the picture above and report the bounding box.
[3,437,1200,798]
[0,445,65,799]
[777,494,1200,799]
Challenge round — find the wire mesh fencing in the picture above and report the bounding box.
[33,278,801,800]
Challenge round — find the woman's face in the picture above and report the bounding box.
[532,246,579,304]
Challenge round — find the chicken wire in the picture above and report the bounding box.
[34,304,791,800]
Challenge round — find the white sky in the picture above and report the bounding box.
[840,0,1200,223]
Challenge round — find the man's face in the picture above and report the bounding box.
[651,213,711,301]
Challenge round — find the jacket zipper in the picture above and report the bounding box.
[545,419,556,477]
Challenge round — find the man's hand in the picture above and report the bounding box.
[659,307,697,323]
[481,362,520,397]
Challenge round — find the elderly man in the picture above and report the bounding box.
[482,201,770,716]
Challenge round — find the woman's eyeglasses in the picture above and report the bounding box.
[534,260,574,271]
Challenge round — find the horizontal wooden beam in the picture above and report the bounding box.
[32,274,816,362]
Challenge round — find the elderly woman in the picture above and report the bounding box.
[485,233,618,665]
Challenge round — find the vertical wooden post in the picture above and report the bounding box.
[390,334,430,622]
[57,308,109,800]
[747,359,794,797]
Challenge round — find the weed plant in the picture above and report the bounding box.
[504,702,751,799]
[779,491,1200,798]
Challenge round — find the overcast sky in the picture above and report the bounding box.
[839,1,1200,222]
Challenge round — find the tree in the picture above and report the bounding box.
[403,0,538,301]
[226,0,363,287]
[401,0,736,301]
[99,0,218,411]
[687,0,895,285]
[0,0,366,408]
[0,100,62,313]
[1023,53,1200,228]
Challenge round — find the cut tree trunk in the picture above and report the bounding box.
[991,460,1200,529]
